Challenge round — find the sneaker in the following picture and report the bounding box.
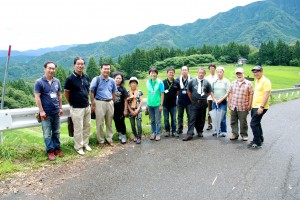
[136,138,141,144]
[165,132,170,137]
[76,148,85,155]
[121,135,127,144]
[247,141,262,148]
[118,133,122,141]
[84,145,92,152]
[172,132,179,137]
[133,137,137,142]
[206,125,212,130]
[219,132,226,137]
[54,149,64,157]
[155,135,161,141]
[177,130,183,135]
[197,132,203,137]
[47,150,56,161]
[230,135,239,140]
[150,134,156,140]
[242,136,248,141]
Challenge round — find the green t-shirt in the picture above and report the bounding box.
[147,78,165,107]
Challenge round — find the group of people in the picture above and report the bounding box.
[34,59,271,161]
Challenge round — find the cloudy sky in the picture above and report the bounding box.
[0,0,259,51]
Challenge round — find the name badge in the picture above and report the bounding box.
[165,89,169,93]
[50,93,57,99]
[182,90,187,94]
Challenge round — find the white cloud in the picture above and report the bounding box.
[0,0,259,51]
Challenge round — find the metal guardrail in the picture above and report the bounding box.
[0,88,299,132]
[0,99,148,132]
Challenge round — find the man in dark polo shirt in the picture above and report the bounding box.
[90,63,117,147]
[34,61,63,161]
[183,67,212,141]
[162,67,180,137]
[64,57,91,155]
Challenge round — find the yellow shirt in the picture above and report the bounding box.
[252,75,271,109]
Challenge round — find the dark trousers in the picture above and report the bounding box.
[250,108,267,144]
[207,100,213,126]
[129,111,142,139]
[177,104,190,133]
[113,115,126,135]
[187,101,208,135]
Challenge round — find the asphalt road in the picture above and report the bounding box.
[3,99,300,200]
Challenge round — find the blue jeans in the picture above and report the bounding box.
[148,106,162,135]
[41,113,61,152]
[212,100,227,133]
[163,106,177,133]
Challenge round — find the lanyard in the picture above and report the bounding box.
[167,80,173,90]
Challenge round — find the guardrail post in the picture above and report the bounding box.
[0,131,3,144]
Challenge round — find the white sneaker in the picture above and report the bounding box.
[121,135,127,144]
[84,145,92,152]
[77,148,85,155]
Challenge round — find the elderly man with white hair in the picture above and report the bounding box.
[211,66,230,137]
[228,68,253,141]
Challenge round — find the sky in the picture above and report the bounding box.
[0,0,259,51]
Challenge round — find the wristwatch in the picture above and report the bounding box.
[260,106,264,109]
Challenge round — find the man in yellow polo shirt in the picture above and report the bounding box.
[248,65,271,148]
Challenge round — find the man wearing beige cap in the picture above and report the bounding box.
[228,68,253,141]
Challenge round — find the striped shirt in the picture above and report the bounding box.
[228,79,253,111]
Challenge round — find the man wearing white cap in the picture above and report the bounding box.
[228,68,253,141]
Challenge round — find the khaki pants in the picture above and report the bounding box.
[95,100,114,144]
[230,108,249,137]
[70,106,91,150]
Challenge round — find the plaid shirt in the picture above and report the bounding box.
[229,79,253,111]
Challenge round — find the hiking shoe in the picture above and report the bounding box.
[230,135,239,140]
[182,135,193,141]
[47,150,56,161]
[118,133,122,141]
[155,135,161,141]
[54,149,64,157]
[206,125,213,130]
[133,137,137,142]
[76,148,85,155]
[121,135,127,144]
[165,132,170,137]
[242,136,248,141]
[84,145,92,152]
[136,138,141,144]
[98,143,105,148]
[150,134,156,140]
[177,130,183,135]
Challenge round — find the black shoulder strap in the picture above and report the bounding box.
[94,76,101,97]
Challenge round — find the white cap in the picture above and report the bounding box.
[235,68,244,73]
[216,66,225,72]
[129,77,139,84]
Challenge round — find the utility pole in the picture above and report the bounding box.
[1,45,11,110]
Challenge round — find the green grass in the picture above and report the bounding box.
[1,64,300,180]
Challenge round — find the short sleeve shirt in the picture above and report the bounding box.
[90,75,117,99]
[64,71,90,108]
[228,79,253,111]
[187,78,212,101]
[34,76,62,115]
[252,75,271,109]
[147,78,165,107]
[163,79,180,108]
[212,78,230,100]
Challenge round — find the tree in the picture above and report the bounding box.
[55,66,67,89]
[274,40,291,65]
[86,57,99,80]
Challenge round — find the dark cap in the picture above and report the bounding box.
[251,65,263,71]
